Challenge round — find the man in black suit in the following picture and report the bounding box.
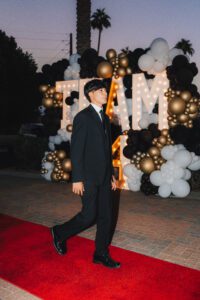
[51,79,120,268]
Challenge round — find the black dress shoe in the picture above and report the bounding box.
[93,253,121,268]
[51,226,67,255]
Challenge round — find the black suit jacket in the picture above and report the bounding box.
[70,104,114,184]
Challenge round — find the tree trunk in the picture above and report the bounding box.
[76,0,91,55]
[97,29,102,55]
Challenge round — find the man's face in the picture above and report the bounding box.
[89,87,107,106]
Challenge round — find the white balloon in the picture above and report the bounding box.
[188,159,200,171]
[49,136,55,143]
[126,99,132,116]
[173,150,192,168]
[123,164,135,177]
[72,72,80,79]
[153,61,166,73]
[150,38,169,57]
[127,179,141,192]
[138,117,149,129]
[169,48,184,60]
[54,135,62,144]
[48,142,55,151]
[158,183,171,198]
[43,171,52,181]
[138,54,155,71]
[173,167,185,179]
[184,169,191,180]
[171,179,190,197]
[64,69,72,80]
[161,145,176,160]
[158,54,170,66]
[149,113,158,124]
[44,162,53,170]
[71,62,80,72]
[150,171,164,186]
[176,144,185,150]
[69,53,80,65]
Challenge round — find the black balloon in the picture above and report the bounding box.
[169,118,200,155]
[140,174,158,195]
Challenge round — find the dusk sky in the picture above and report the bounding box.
[0,0,200,86]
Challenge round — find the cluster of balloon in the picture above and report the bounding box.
[97,49,132,79]
[39,85,63,108]
[41,150,71,182]
[166,89,200,128]
[166,55,199,98]
[129,129,174,174]
[169,118,200,156]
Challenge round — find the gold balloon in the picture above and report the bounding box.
[140,157,155,174]
[188,103,198,114]
[118,52,126,59]
[62,158,71,172]
[119,57,129,68]
[62,172,70,181]
[177,114,189,123]
[148,147,160,157]
[97,62,113,78]
[48,87,56,94]
[189,112,198,119]
[117,67,126,77]
[106,49,117,60]
[46,154,53,162]
[39,85,48,93]
[158,136,167,145]
[156,143,163,148]
[109,57,116,65]
[57,150,66,160]
[161,129,168,136]
[168,97,186,115]
[126,67,132,75]
[54,92,63,101]
[42,97,53,108]
[169,121,177,127]
[66,124,73,132]
[51,172,59,182]
[180,91,192,102]
[159,158,165,164]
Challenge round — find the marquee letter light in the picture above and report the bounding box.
[56,80,79,129]
[132,71,169,130]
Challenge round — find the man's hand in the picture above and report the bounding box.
[72,182,85,196]
[111,175,117,191]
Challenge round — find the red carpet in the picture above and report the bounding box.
[0,214,199,300]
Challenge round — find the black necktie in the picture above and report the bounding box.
[100,109,106,134]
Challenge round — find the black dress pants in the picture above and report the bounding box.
[55,171,112,255]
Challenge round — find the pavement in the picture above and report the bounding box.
[0,168,200,299]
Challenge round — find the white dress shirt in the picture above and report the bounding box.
[91,103,103,121]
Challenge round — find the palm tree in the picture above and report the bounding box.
[175,39,194,56]
[76,0,91,55]
[91,8,111,54]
